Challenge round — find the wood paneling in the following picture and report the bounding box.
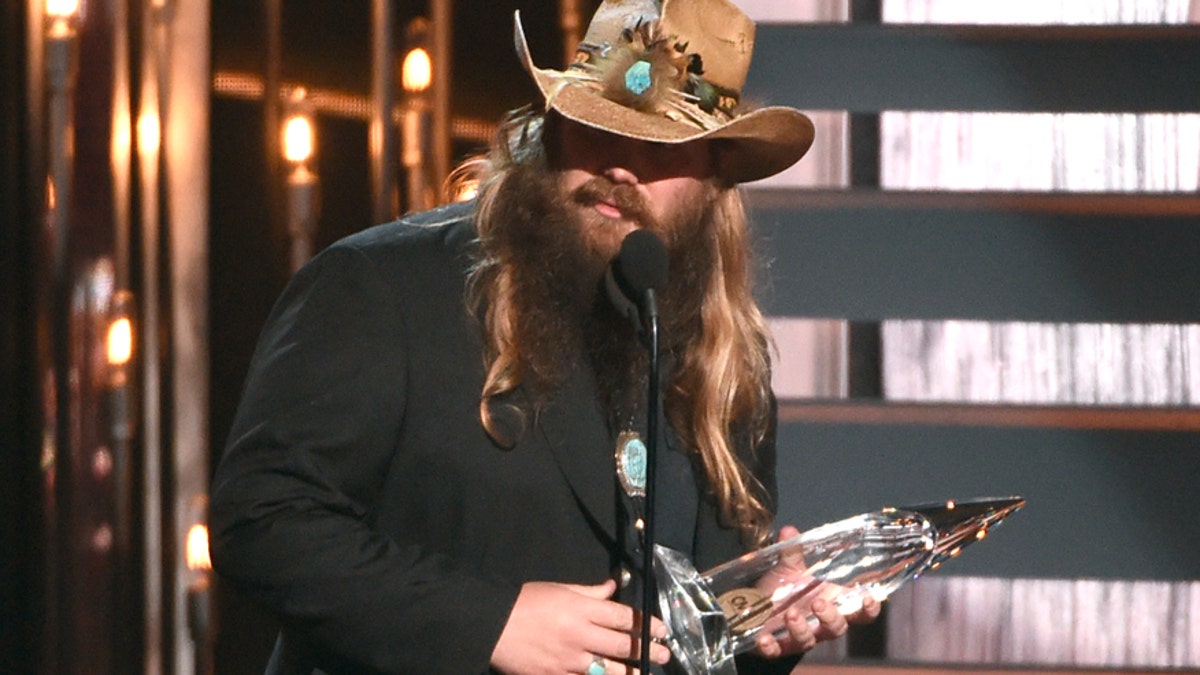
[887,577,1200,668]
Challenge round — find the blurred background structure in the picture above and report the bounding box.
[2,0,1199,673]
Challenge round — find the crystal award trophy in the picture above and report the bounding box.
[654,496,1024,675]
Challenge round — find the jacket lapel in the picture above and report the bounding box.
[536,362,618,545]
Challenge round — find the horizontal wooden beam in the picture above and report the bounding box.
[778,400,1200,430]
[748,24,1200,112]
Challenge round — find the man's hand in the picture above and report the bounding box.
[491,579,672,675]
[752,525,883,658]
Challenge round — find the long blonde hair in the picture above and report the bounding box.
[465,109,775,544]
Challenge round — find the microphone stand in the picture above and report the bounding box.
[639,289,659,675]
[605,229,668,674]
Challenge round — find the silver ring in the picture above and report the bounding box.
[586,655,606,675]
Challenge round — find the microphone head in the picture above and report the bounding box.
[613,229,669,299]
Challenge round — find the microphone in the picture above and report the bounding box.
[604,230,669,675]
[605,229,669,337]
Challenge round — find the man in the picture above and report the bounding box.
[210,1,878,673]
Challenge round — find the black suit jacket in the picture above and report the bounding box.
[210,202,794,674]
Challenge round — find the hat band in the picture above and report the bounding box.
[560,20,742,132]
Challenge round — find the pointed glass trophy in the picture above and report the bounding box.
[654,496,1024,675]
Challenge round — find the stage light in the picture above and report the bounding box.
[402,47,432,94]
[185,501,214,675]
[45,0,81,39]
[45,0,80,21]
[400,18,434,211]
[186,524,211,572]
[282,89,321,272]
[282,113,315,165]
[106,317,133,367]
[137,112,161,158]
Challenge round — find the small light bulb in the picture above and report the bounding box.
[46,0,81,20]
[137,112,161,158]
[107,317,133,366]
[186,524,212,572]
[401,47,433,93]
[283,115,315,164]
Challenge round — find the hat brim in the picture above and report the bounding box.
[514,12,814,184]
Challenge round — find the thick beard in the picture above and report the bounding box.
[481,162,720,422]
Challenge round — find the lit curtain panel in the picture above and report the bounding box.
[882,320,1200,405]
[877,1,1200,405]
[880,0,1199,193]
[881,112,1200,192]
[741,0,849,189]
[743,1,853,403]
[880,0,1200,669]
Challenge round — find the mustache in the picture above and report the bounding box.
[570,177,655,229]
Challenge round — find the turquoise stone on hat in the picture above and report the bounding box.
[624,60,652,96]
[616,431,647,497]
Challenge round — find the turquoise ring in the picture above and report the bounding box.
[586,656,606,675]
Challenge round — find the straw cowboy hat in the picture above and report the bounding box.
[515,0,814,183]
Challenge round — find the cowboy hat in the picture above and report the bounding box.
[514,0,814,184]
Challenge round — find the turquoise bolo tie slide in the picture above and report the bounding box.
[615,430,647,499]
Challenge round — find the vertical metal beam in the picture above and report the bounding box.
[430,0,452,196]
[107,3,140,670]
[371,0,397,222]
[162,0,211,671]
[848,0,880,189]
[848,113,880,187]
[849,0,882,22]
[264,0,283,235]
[22,0,55,670]
[3,1,38,672]
[138,0,169,669]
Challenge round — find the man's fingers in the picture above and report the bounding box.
[774,524,808,571]
[586,610,672,664]
[847,596,881,624]
[558,582,671,664]
[810,598,849,640]
[757,607,817,657]
[564,579,618,599]
[583,630,672,666]
[581,599,667,641]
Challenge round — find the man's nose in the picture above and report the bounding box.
[598,137,650,185]
[603,164,640,186]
